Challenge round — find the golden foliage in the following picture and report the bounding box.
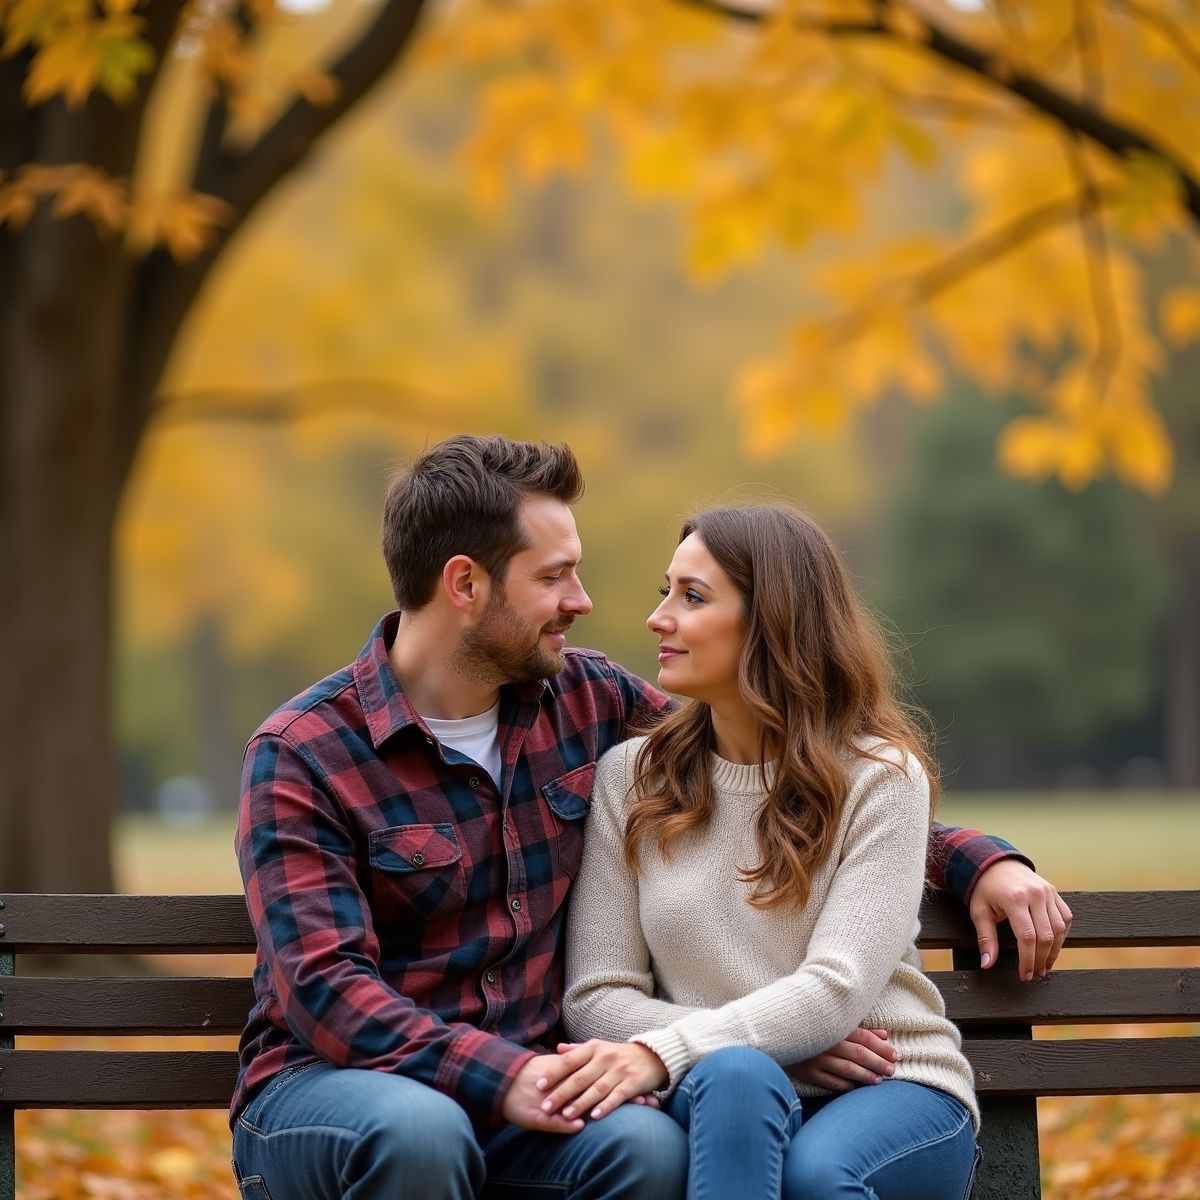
[1,0,154,106]
[433,0,1200,493]
[0,163,230,260]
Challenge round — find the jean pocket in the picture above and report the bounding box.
[237,1175,273,1200]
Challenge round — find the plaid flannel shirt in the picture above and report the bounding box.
[233,613,1030,1125]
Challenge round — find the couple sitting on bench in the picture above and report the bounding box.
[231,434,1071,1200]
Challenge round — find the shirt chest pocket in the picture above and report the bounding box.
[368,823,467,922]
[541,763,595,881]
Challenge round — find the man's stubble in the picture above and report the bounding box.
[456,583,574,688]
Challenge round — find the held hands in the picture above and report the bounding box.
[500,1055,590,1133]
[968,859,1073,981]
[534,1040,669,1123]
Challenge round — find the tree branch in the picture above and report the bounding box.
[123,0,430,476]
[680,0,1200,227]
[1063,133,1122,403]
[1112,0,1200,82]
[823,188,1103,346]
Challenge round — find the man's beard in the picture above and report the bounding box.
[457,585,574,687]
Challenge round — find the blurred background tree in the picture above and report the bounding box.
[3,0,1200,890]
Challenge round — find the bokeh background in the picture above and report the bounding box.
[5,0,1200,1194]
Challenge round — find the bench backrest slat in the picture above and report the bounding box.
[2,971,1195,1035]
[932,967,1200,1024]
[0,977,255,1035]
[0,894,255,954]
[2,1037,1198,1108]
[4,890,1198,953]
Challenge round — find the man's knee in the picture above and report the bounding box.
[584,1105,687,1197]
[355,1082,480,1183]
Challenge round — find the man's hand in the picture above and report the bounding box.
[500,1055,587,1133]
[970,860,1072,981]
[788,1028,897,1092]
[533,1040,669,1121]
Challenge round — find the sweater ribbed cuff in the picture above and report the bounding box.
[630,1030,693,1097]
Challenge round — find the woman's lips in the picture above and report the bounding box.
[658,647,685,663]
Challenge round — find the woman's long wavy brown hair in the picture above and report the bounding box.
[625,504,938,911]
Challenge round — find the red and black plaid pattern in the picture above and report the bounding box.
[233,612,1025,1126]
[233,614,670,1125]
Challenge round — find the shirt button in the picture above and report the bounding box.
[469,776,479,789]
[411,853,425,867]
[511,898,521,911]
[486,970,495,983]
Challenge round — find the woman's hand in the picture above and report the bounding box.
[534,1040,669,1121]
[787,1028,897,1092]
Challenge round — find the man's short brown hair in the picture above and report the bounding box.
[382,434,584,610]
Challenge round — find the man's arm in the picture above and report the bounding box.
[929,823,1073,980]
[239,732,576,1129]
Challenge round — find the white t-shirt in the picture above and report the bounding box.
[422,700,503,787]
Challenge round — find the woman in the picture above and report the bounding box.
[541,505,979,1200]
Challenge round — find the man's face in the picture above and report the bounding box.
[459,494,593,685]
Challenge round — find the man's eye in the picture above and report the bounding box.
[545,575,563,583]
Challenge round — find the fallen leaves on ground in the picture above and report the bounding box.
[1041,1094,1200,1200]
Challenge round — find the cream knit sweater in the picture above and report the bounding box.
[563,737,980,1131]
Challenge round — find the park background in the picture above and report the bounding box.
[3,0,1200,1195]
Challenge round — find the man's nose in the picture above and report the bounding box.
[565,578,593,616]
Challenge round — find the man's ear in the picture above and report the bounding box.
[442,555,491,616]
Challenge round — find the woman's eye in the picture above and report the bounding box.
[684,590,704,604]
[657,586,670,598]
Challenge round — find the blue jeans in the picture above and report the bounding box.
[664,1046,979,1200]
[230,1061,688,1200]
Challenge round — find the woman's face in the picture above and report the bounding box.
[647,532,747,706]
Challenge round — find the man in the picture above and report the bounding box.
[231,435,1071,1200]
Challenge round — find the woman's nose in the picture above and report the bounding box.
[647,602,672,634]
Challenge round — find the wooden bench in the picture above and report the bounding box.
[1,890,1198,1200]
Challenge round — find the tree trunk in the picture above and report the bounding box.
[0,104,141,891]
[1164,542,1200,788]
[0,0,428,892]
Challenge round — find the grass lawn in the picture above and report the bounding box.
[113,790,1200,895]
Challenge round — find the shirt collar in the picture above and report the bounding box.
[353,612,548,751]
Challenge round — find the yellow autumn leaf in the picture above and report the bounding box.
[0,179,36,229]
[1109,150,1183,245]
[50,163,129,233]
[128,190,233,262]
[24,12,152,107]
[1,0,86,54]
[1109,402,1173,495]
[1160,286,1200,347]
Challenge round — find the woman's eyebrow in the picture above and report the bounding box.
[675,574,712,590]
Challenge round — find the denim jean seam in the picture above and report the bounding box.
[238,1062,323,1135]
[481,1179,570,1194]
[858,1106,974,1185]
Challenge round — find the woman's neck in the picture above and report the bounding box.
[709,700,761,765]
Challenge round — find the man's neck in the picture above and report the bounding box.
[387,612,501,720]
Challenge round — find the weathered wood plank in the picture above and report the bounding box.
[0,890,1195,954]
[965,1037,1200,1096]
[0,1051,240,1108]
[932,967,1200,1024]
[918,890,1200,949]
[0,895,254,954]
[0,977,255,1035]
[1,1039,1197,1109]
